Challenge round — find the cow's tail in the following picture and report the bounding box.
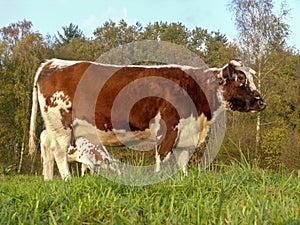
[28,82,38,156]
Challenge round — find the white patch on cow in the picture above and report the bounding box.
[38,90,72,142]
[49,91,71,112]
[162,151,172,163]
[127,63,202,70]
[173,148,190,175]
[245,70,257,91]
[49,58,83,70]
[235,66,257,91]
[157,135,163,141]
[176,113,211,148]
[229,59,242,67]
[155,148,161,172]
[45,58,206,74]
[149,112,164,142]
[249,68,256,75]
[213,89,227,119]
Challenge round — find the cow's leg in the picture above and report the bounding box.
[54,148,70,180]
[40,130,55,181]
[81,164,88,177]
[77,154,95,175]
[54,136,71,180]
[155,146,161,172]
[173,148,190,175]
[40,139,55,181]
[156,128,177,172]
[42,150,55,181]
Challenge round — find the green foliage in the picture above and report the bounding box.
[0,164,299,224]
[94,19,142,52]
[0,20,47,171]
[261,126,287,170]
[281,130,300,172]
[93,20,236,64]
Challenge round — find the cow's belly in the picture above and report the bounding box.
[73,113,210,150]
[96,128,156,147]
[73,118,159,149]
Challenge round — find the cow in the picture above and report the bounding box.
[29,58,266,180]
[40,130,120,179]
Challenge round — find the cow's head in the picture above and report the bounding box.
[214,59,266,112]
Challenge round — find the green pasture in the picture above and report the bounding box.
[0,162,299,225]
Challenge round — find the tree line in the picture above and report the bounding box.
[0,0,299,175]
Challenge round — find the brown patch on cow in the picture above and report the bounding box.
[92,149,104,162]
[60,108,72,129]
[39,61,56,80]
[68,147,77,155]
[94,66,214,131]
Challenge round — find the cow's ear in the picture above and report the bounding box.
[224,59,242,81]
[221,65,235,82]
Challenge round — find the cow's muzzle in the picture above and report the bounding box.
[250,96,266,112]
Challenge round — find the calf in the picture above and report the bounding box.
[40,130,119,179]
[71,136,121,176]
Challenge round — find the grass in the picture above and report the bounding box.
[0,163,299,224]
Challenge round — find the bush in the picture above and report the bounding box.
[261,126,287,170]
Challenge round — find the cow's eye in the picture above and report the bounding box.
[238,75,243,81]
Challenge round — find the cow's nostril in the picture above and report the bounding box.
[260,100,267,110]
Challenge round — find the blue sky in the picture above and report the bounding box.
[1,0,300,50]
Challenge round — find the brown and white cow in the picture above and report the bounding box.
[29,58,266,180]
[40,130,120,178]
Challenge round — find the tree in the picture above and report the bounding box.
[160,22,190,46]
[228,0,290,156]
[0,20,47,172]
[94,19,142,52]
[56,23,83,45]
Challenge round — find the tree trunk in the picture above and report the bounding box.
[17,142,24,173]
[255,66,262,157]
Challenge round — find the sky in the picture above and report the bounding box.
[0,0,300,50]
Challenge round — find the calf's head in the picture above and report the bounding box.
[215,59,266,112]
